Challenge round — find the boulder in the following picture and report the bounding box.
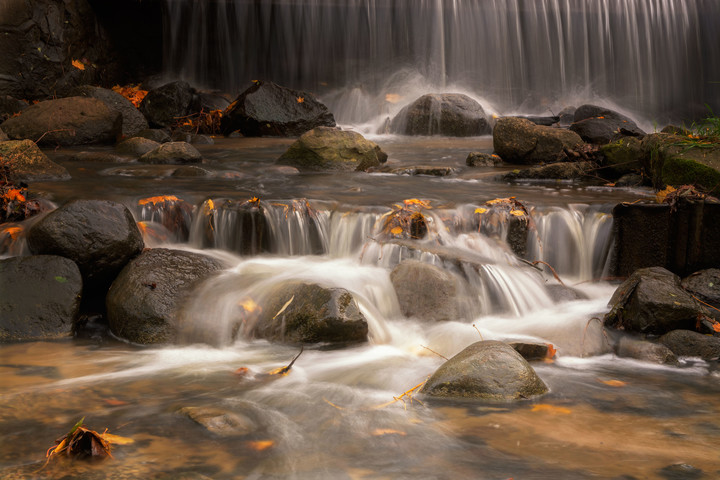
[115,137,161,157]
[107,248,225,344]
[604,267,707,335]
[134,128,171,143]
[221,81,336,137]
[254,282,368,345]
[390,260,460,322]
[615,336,677,365]
[0,255,82,341]
[0,140,70,182]
[389,94,491,136]
[509,342,551,361]
[0,97,121,146]
[68,85,148,137]
[570,105,645,144]
[0,127,7,142]
[421,340,548,400]
[139,141,202,164]
[659,329,720,361]
[599,136,643,177]
[682,269,720,310]
[503,161,597,180]
[466,152,502,167]
[277,127,387,172]
[493,117,584,164]
[27,200,144,295]
[139,81,194,128]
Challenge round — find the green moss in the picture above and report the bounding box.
[661,156,720,194]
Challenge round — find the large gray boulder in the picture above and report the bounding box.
[69,85,148,137]
[390,260,460,322]
[27,200,144,294]
[107,248,226,344]
[570,105,645,145]
[604,267,707,335]
[139,81,194,128]
[221,81,336,137]
[659,329,720,361]
[0,255,82,341]
[277,127,387,172]
[493,117,584,164]
[615,336,677,365]
[254,282,368,345]
[389,93,491,136]
[0,140,70,182]
[421,340,548,400]
[0,97,121,146]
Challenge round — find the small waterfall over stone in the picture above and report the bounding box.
[163,0,720,124]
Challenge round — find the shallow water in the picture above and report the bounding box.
[2,135,718,479]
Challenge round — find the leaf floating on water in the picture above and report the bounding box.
[530,404,571,415]
[545,343,557,361]
[42,417,131,469]
[266,345,304,376]
[372,429,407,437]
[599,379,627,388]
[99,432,134,445]
[247,440,275,451]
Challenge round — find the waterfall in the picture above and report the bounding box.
[162,0,720,125]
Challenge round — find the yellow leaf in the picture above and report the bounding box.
[474,207,488,214]
[656,185,676,203]
[403,198,431,208]
[509,209,525,217]
[530,404,571,414]
[372,428,406,436]
[600,379,627,388]
[390,226,403,235]
[238,298,260,314]
[71,59,85,70]
[247,440,274,451]
[138,195,180,206]
[99,433,134,445]
[385,93,402,104]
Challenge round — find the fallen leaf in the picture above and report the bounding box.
[509,209,525,217]
[372,428,406,436]
[385,93,402,104]
[530,404,571,414]
[600,379,627,387]
[474,207,488,214]
[247,440,274,451]
[71,59,85,70]
[138,195,180,206]
[390,226,403,235]
[545,343,557,360]
[103,398,128,406]
[99,432,134,445]
[296,96,304,103]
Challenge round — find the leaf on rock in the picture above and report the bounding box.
[71,59,85,71]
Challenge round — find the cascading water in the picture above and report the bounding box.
[163,0,720,126]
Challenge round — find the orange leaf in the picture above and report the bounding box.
[372,428,406,436]
[296,96,304,103]
[530,404,571,414]
[545,343,557,360]
[234,367,251,377]
[474,207,488,214]
[104,398,128,406]
[247,440,274,451]
[71,59,85,71]
[3,226,23,240]
[713,323,720,333]
[138,195,180,206]
[390,226,403,235]
[600,379,627,388]
[385,93,402,104]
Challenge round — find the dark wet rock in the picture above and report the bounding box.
[611,201,720,277]
[177,406,257,437]
[277,127,387,172]
[27,200,144,295]
[557,106,576,127]
[615,173,645,187]
[0,139,70,182]
[254,282,368,345]
[570,105,645,145]
[139,81,194,128]
[604,267,707,335]
[135,128,171,143]
[390,260,460,322]
[0,255,82,342]
[466,152,502,167]
[107,248,225,344]
[115,137,161,157]
[70,151,133,163]
[421,340,548,400]
[387,165,458,176]
[493,117,584,164]
[68,85,148,137]
[0,127,7,142]
[682,269,720,310]
[509,342,550,361]
[172,132,214,145]
[389,93,491,136]
[0,97,121,146]
[195,91,231,112]
[615,336,677,365]
[658,463,704,480]
[139,141,202,164]
[546,284,589,303]
[517,115,559,126]
[221,81,335,137]
[172,165,212,177]
[503,161,597,181]
[659,330,720,361]
[599,136,643,177]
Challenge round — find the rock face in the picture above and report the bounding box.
[389,94,491,136]
[27,200,144,294]
[254,282,368,345]
[659,330,720,361]
[139,142,202,164]
[69,85,148,137]
[277,127,387,171]
[615,336,677,365]
[570,105,646,144]
[0,97,122,146]
[503,160,597,180]
[421,340,548,400]
[221,81,336,137]
[0,255,82,341]
[604,267,707,335]
[0,140,70,182]
[390,260,459,322]
[493,117,584,164]
[139,81,194,128]
[107,248,226,344]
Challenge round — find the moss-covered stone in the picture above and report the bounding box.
[599,136,643,176]
[662,156,720,195]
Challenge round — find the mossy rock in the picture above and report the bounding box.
[599,136,643,176]
[662,156,720,195]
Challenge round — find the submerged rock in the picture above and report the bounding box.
[0,255,82,342]
[221,81,335,137]
[277,126,387,171]
[390,260,460,322]
[177,406,257,437]
[107,248,226,344]
[421,340,548,400]
[0,97,121,146]
[115,137,161,157]
[493,117,584,164]
[389,93,491,136]
[615,336,677,365]
[466,152,502,167]
[254,282,368,345]
[0,139,70,182]
[659,330,720,361]
[139,141,202,164]
[503,160,597,181]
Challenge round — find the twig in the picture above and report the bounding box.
[688,293,720,313]
[472,324,484,340]
[531,260,565,286]
[420,345,448,360]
